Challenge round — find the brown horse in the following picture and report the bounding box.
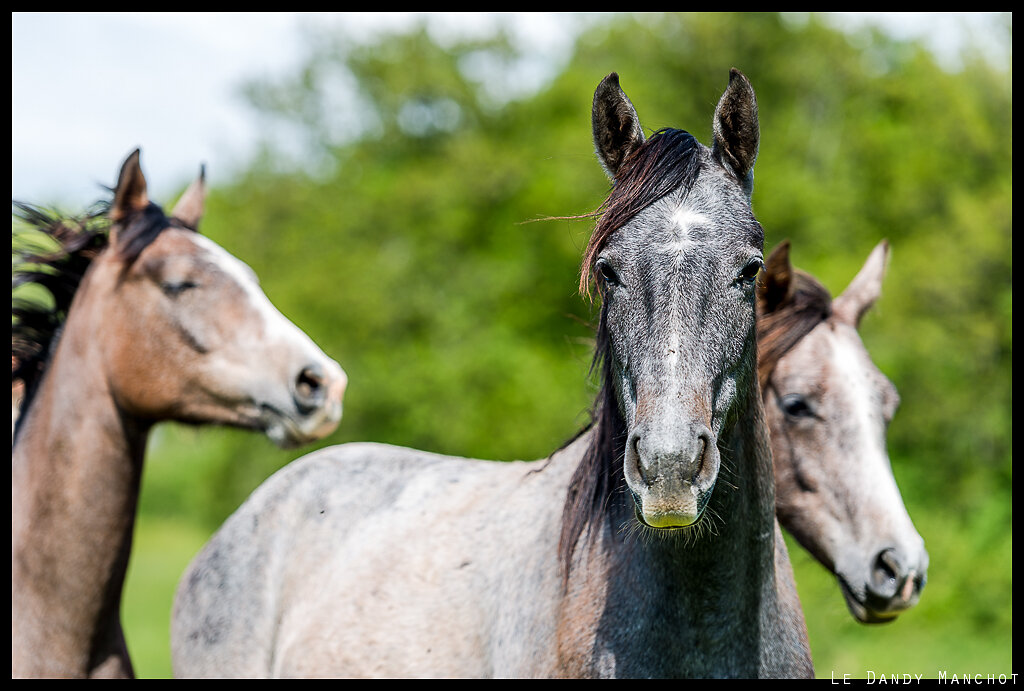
[11,150,347,678]
[172,70,814,678]
[758,240,927,623]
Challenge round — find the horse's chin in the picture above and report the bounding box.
[260,404,342,449]
[837,577,901,625]
[264,422,308,449]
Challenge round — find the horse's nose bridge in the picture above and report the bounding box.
[233,284,347,414]
[830,441,928,608]
[624,281,723,490]
[838,443,924,557]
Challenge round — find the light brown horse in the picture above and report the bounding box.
[11,150,347,678]
[758,240,927,623]
[172,70,814,678]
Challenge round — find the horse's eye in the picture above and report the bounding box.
[161,280,198,298]
[738,258,763,284]
[596,259,621,287]
[780,394,814,420]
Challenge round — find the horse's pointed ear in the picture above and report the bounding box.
[712,68,759,197]
[592,72,646,180]
[171,164,207,230]
[110,149,149,223]
[758,240,795,315]
[833,240,890,327]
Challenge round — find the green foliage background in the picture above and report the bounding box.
[27,13,1015,678]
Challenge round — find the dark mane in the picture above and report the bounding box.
[756,269,833,391]
[11,198,179,436]
[559,128,703,577]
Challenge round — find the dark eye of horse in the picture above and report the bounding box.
[161,280,198,298]
[737,258,763,285]
[596,259,621,288]
[780,394,814,420]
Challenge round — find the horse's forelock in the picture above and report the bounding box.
[114,201,181,266]
[580,128,702,297]
[756,270,833,391]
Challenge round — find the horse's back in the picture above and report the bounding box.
[172,442,569,678]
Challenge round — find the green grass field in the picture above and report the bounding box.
[122,517,210,679]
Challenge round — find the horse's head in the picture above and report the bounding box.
[586,71,763,529]
[759,241,927,622]
[78,150,346,447]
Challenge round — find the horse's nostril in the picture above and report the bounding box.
[900,570,919,602]
[870,549,901,597]
[631,434,647,484]
[693,435,707,482]
[295,366,325,413]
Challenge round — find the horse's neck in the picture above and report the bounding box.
[11,320,147,678]
[559,388,779,678]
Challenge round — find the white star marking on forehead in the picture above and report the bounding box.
[660,207,710,255]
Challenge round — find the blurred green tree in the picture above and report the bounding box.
[154,14,1010,529]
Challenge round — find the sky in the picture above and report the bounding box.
[11,12,1010,210]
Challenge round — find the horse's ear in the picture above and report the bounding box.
[758,240,795,315]
[592,72,646,180]
[110,149,149,223]
[171,164,207,230]
[712,68,759,197]
[833,240,890,327]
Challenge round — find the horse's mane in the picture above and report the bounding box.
[755,269,833,392]
[559,128,704,577]
[11,198,180,436]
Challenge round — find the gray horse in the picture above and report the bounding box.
[758,240,928,623]
[172,70,813,678]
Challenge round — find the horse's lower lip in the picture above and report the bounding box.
[638,512,702,529]
[629,484,713,530]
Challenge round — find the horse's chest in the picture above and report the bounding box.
[580,569,763,678]
[595,609,760,678]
